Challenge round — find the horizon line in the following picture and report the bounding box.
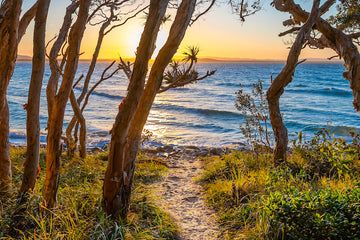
[17,55,343,63]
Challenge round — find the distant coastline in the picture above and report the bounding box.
[17,55,32,61]
[16,55,344,63]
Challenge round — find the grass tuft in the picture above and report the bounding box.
[198,131,360,239]
[1,147,179,240]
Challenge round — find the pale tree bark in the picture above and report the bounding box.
[267,0,320,164]
[102,0,169,218]
[20,0,51,195]
[271,0,360,163]
[121,0,197,216]
[44,0,90,209]
[0,0,22,194]
[46,0,79,123]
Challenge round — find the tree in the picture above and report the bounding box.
[328,0,360,45]
[102,0,218,219]
[102,0,170,218]
[65,0,147,159]
[0,0,37,194]
[229,0,261,21]
[44,0,91,209]
[269,0,360,163]
[267,0,320,164]
[20,0,51,196]
[0,0,22,194]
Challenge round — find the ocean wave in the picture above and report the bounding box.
[74,86,124,100]
[327,87,352,95]
[9,131,26,139]
[159,120,228,131]
[153,102,243,118]
[304,125,359,136]
[287,87,352,96]
[9,131,47,145]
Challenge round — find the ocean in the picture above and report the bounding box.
[8,61,359,148]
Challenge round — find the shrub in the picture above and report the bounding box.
[264,187,360,239]
[235,79,272,149]
[291,130,360,179]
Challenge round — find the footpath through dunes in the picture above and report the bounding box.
[144,145,233,240]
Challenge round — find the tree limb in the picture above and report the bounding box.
[18,1,38,43]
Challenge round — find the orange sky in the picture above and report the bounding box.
[18,1,337,61]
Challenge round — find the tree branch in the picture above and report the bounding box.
[190,0,215,25]
[279,26,301,37]
[18,1,38,43]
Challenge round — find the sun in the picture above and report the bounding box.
[126,26,168,58]
[127,27,143,56]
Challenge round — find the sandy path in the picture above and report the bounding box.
[154,152,220,240]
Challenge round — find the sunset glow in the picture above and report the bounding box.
[18,0,336,61]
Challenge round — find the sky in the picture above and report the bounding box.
[18,0,337,61]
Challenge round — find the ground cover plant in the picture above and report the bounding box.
[198,131,360,239]
[0,147,178,239]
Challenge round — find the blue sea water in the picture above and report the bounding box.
[8,61,359,148]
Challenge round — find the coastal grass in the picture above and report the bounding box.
[0,147,178,239]
[198,130,360,239]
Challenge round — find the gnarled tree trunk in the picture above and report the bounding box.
[20,0,51,195]
[267,0,320,164]
[0,0,22,194]
[274,0,360,114]
[271,0,360,163]
[102,0,169,218]
[44,0,90,209]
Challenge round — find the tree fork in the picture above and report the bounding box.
[102,0,169,218]
[44,0,90,209]
[274,0,360,117]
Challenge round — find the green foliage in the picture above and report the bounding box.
[135,152,168,184]
[329,0,360,45]
[1,148,178,240]
[235,79,272,148]
[229,0,261,21]
[291,129,360,179]
[160,46,215,92]
[198,132,360,239]
[265,188,360,239]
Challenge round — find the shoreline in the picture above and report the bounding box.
[10,139,250,159]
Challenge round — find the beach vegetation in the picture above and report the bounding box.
[0,147,179,239]
[198,131,360,239]
[235,79,272,149]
